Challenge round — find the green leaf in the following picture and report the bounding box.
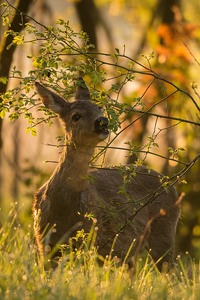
[0,77,8,84]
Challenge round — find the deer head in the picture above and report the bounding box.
[35,79,109,147]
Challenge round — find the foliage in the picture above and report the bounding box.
[0,2,199,148]
[0,1,200,257]
[0,208,200,299]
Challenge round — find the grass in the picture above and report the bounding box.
[0,208,200,300]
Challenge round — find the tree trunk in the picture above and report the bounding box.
[0,0,33,202]
[157,0,182,24]
[74,0,99,49]
[0,0,33,149]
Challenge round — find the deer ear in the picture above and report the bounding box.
[75,77,90,101]
[35,82,69,114]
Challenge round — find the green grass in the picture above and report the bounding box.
[0,208,200,300]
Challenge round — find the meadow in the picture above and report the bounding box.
[0,207,199,300]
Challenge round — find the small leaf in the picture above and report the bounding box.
[0,110,5,119]
[31,127,37,136]
[32,59,40,68]
[13,35,23,45]
[25,127,37,136]
[181,180,187,185]
[0,77,8,84]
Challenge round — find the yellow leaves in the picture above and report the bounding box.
[2,15,9,26]
[32,57,46,69]
[184,23,199,38]
[156,42,191,65]
[3,31,24,45]
[12,35,23,45]
[156,22,199,65]
[0,110,6,119]
[174,44,190,62]
[136,19,198,104]
[32,59,40,69]
[157,24,173,46]
[25,127,37,136]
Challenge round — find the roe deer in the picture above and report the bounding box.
[33,79,180,271]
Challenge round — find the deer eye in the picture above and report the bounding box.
[72,113,82,122]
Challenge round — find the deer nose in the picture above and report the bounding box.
[94,116,109,134]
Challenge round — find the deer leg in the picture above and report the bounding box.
[147,216,176,272]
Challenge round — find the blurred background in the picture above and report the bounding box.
[0,0,200,258]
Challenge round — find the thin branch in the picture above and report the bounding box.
[92,90,179,162]
[87,52,200,112]
[129,109,200,127]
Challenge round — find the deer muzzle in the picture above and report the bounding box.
[94,116,109,140]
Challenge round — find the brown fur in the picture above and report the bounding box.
[33,80,180,271]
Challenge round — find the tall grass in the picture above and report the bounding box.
[0,208,199,300]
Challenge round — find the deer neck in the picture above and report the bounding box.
[49,142,94,192]
[42,143,94,227]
